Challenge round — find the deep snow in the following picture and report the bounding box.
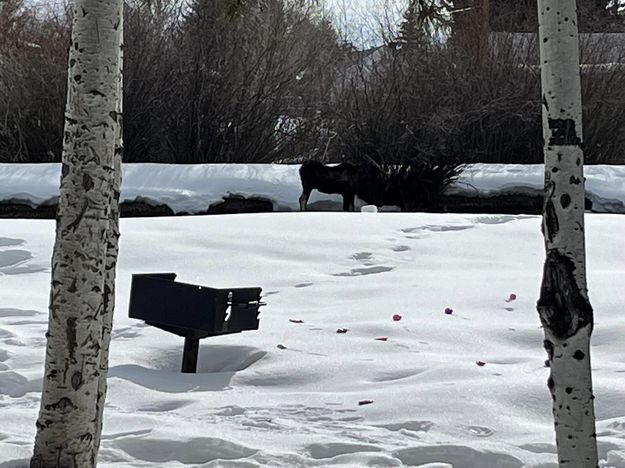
[1,213,624,467]
[1,163,625,214]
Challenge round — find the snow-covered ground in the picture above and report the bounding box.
[1,163,625,214]
[1,212,624,467]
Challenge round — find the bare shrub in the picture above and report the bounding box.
[123,0,182,162]
[331,39,540,167]
[0,1,68,162]
[579,35,625,163]
[125,0,342,163]
[0,0,342,163]
[330,27,625,167]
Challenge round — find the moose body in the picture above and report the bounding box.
[298,160,386,211]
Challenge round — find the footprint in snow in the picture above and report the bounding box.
[4,319,48,326]
[401,224,475,234]
[376,420,435,433]
[333,266,394,277]
[472,215,518,225]
[0,371,42,398]
[350,252,374,265]
[137,400,190,413]
[112,327,143,340]
[518,443,557,454]
[0,238,47,275]
[213,405,247,417]
[0,250,32,269]
[0,308,41,318]
[466,425,494,437]
[473,215,536,225]
[0,237,26,248]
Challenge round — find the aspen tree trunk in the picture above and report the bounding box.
[536,1,598,467]
[94,14,124,451]
[31,0,124,466]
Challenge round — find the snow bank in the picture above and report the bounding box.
[451,164,625,213]
[1,163,625,214]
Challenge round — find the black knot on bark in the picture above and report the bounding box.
[71,371,83,390]
[544,339,554,360]
[537,250,593,340]
[544,200,559,242]
[560,193,571,209]
[44,397,77,412]
[548,118,582,146]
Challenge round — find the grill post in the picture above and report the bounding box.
[182,337,200,373]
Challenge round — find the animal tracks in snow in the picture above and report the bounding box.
[333,251,395,277]
[466,425,495,437]
[350,251,374,264]
[376,420,435,433]
[397,215,531,242]
[472,215,536,225]
[136,399,191,413]
[333,266,395,277]
[0,308,40,318]
[0,237,45,275]
[519,443,557,454]
[0,309,47,348]
[0,250,32,269]
[0,237,25,248]
[400,224,475,235]
[330,217,527,279]
[112,326,143,340]
[0,371,41,398]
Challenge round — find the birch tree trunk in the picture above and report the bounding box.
[31,0,124,466]
[94,14,124,451]
[536,1,598,466]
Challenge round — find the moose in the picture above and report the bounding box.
[298,160,388,211]
[298,159,462,212]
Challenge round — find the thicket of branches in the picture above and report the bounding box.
[0,0,68,162]
[124,0,343,163]
[0,0,624,164]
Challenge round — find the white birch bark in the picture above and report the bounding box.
[536,1,598,466]
[94,13,124,451]
[31,0,124,466]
